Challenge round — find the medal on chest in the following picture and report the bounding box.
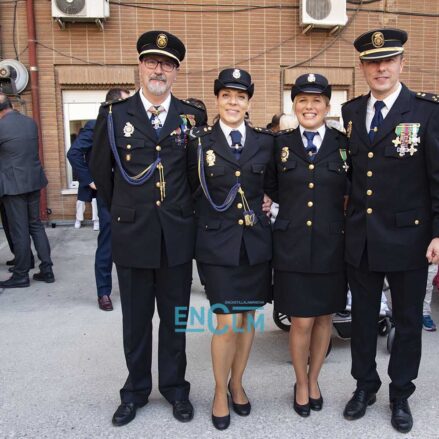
[392,123,420,157]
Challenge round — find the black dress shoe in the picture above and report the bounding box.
[294,384,310,417]
[33,270,55,283]
[0,274,30,288]
[228,380,251,416]
[343,389,376,420]
[212,395,230,430]
[172,400,194,423]
[391,398,413,433]
[309,383,323,411]
[6,258,15,266]
[112,401,148,427]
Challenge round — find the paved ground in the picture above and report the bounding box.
[0,226,438,439]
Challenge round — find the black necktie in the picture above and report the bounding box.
[303,131,318,161]
[230,130,243,160]
[369,100,385,142]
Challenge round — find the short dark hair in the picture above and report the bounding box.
[0,92,13,111]
[105,88,130,102]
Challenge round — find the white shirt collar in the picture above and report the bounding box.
[139,89,171,115]
[299,124,326,139]
[368,82,402,112]
[219,120,246,146]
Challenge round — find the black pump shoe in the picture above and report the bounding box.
[212,394,230,430]
[228,380,251,416]
[294,384,310,417]
[309,383,323,411]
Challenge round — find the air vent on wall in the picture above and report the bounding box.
[51,0,110,30]
[300,0,348,33]
[0,59,29,95]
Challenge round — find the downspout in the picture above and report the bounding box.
[26,0,48,221]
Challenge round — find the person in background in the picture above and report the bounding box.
[423,264,437,331]
[67,87,130,311]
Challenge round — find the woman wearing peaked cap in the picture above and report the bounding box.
[188,68,276,430]
[272,73,349,417]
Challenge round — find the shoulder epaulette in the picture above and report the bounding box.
[182,99,207,112]
[189,125,212,139]
[415,92,439,103]
[276,128,295,135]
[101,97,128,107]
[342,94,363,106]
[253,126,275,135]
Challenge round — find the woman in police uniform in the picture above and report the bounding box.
[188,68,275,430]
[273,74,348,417]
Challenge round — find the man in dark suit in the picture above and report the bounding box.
[67,88,130,311]
[0,93,54,288]
[342,28,439,433]
[90,30,206,427]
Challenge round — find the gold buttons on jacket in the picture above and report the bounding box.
[235,170,241,177]
[415,219,420,225]
[367,208,373,214]
[156,200,161,207]
[126,154,131,161]
[308,164,315,170]
[306,220,312,227]
[126,144,132,150]
[367,171,373,177]
[368,152,374,158]
[238,219,244,225]
[117,217,121,222]
[307,201,313,207]
[156,182,161,188]
[367,190,373,196]
[156,145,161,151]
[308,182,314,189]
[237,203,243,209]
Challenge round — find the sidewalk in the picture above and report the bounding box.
[0,226,438,439]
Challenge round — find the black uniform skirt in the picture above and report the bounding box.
[198,245,271,314]
[274,270,347,317]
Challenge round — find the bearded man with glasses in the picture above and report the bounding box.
[90,30,206,427]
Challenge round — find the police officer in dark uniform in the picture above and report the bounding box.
[342,28,439,433]
[188,68,275,430]
[272,74,348,417]
[90,30,206,427]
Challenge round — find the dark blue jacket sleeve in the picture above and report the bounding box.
[67,120,96,187]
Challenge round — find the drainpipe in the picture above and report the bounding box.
[26,0,48,221]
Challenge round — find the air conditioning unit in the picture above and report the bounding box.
[0,59,29,95]
[300,0,348,31]
[52,0,110,28]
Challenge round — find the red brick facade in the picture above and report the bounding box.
[0,1,438,220]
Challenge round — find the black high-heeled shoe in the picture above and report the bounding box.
[228,380,251,416]
[309,382,323,411]
[212,394,230,430]
[294,384,310,417]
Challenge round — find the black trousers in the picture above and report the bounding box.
[2,190,52,276]
[347,254,427,401]
[116,260,192,405]
[0,201,14,254]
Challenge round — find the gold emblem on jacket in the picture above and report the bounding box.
[281,146,289,163]
[206,149,216,167]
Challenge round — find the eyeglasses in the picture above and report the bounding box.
[141,58,177,72]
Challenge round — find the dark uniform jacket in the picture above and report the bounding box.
[188,122,275,267]
[0,110,47,197]
[67,119,97,202]
[342,84,439,271]
[272,126,349,273]
[89,91,206,268]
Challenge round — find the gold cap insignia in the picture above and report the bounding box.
[372,32,385,48]
[232,69,241,79]
[307,74,316,83]
[206,149,216,167]
[123,122,134,137]
[281,146,289,163]
[156,33,168,49]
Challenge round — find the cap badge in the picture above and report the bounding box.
[156,33,168,49]
[123,122,134,138]
[232,69,241,79]
[307,74,316,83]
[372,32,385,48]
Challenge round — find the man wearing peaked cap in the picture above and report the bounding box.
[89,30,206,427]
[342,28,439,434]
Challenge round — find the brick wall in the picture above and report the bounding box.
[0,0,438,220]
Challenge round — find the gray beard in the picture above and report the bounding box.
[147,80,168,96]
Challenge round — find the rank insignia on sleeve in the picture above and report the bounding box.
[392,123,420,157]
[281,147,289,163]
[123,122,134,137]
[206,149,216,167]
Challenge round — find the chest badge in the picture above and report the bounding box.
[339,148,349,173]
[281,146,289,163]
[123,122,134,137]
[206,149,216,167]
[346,121,353,139]
[392,123,420,156]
